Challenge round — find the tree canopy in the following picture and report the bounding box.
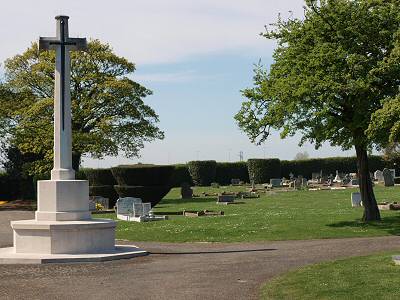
[0,40,164,176]
[235,0,400,220]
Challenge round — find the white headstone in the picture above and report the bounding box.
[351,192,362,207]
[116,197,142,215]
[374,170,384,182]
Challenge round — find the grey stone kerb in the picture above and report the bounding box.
[39,16,87,180]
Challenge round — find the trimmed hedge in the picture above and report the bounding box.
[111,165,174,186]
[114,185,172,207]
[247,159,281,184]
[280,155,389,179]
[111,164,174,207]
[170,164,192,187]
[216,162,249,185]
[187,160,217,186]
[89,185,119,208]
[0,173,19,200]
[75,169,88,180]
[84,168,116,186]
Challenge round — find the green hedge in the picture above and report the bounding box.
[170,164,192,187]
[111,165,174,186]
[75,169,88,180]
[216,162,249,185]
[247,159,281,184]
[280,155,389,179]
[0,173,19,200]
[187,160,217,186]
[84,168,116,186]
[114,185,171,207]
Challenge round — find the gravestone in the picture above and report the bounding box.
[217,194,235,204]
[231,179,241,186]
[334,170,342,183]
[311,172,320,181]
[270,178,282,187]
[374,170,384,182]
[89,196,109,211]
[383,168,395,187]
[181,182,193,199]
[116,197,143,216]
[116,197,163,222]
[349,179,359,186]
[351,192,362,207]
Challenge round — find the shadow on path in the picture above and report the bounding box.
[149,248,276,255]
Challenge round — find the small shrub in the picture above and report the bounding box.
[247,159,281,184]
[187,160,217,186]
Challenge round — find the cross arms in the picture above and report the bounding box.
[39,37,87,52]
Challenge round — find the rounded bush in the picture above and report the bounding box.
[114,185,171,207]
[111,165,174,186]
[89,185,119,208]
[247,158,281,184]
[187,160,217,186]
[84,168,116,186]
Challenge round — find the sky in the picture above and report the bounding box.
[0,0,358,168]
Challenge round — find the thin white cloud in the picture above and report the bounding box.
[0,0,305,65]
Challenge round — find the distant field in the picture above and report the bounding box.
[96,185,400,243]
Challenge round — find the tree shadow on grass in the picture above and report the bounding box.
[327,215,400,236]
[154,211,183,216]
[160,197,217,205]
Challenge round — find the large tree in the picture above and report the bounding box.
[0,40,164,176]
[235,0,400,221]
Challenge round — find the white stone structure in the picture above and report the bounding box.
[116,197,167,222]
[0,16,146,263]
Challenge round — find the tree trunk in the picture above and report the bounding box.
[72,152,81,173]
[355,145,381,221]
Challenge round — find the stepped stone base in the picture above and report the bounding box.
[0,245,147,264]
[12,219,116,254]
[0,179,149,264]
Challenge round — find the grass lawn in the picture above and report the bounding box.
[95,185,400,243]
[261,251,400,300]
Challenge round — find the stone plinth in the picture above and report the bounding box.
[12,219,116,254]
[36,180,90,221]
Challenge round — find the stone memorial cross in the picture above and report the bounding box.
[39,15,87,180]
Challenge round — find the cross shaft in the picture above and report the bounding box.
[39,15,87,180]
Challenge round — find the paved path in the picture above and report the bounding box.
[1,211,400,300]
